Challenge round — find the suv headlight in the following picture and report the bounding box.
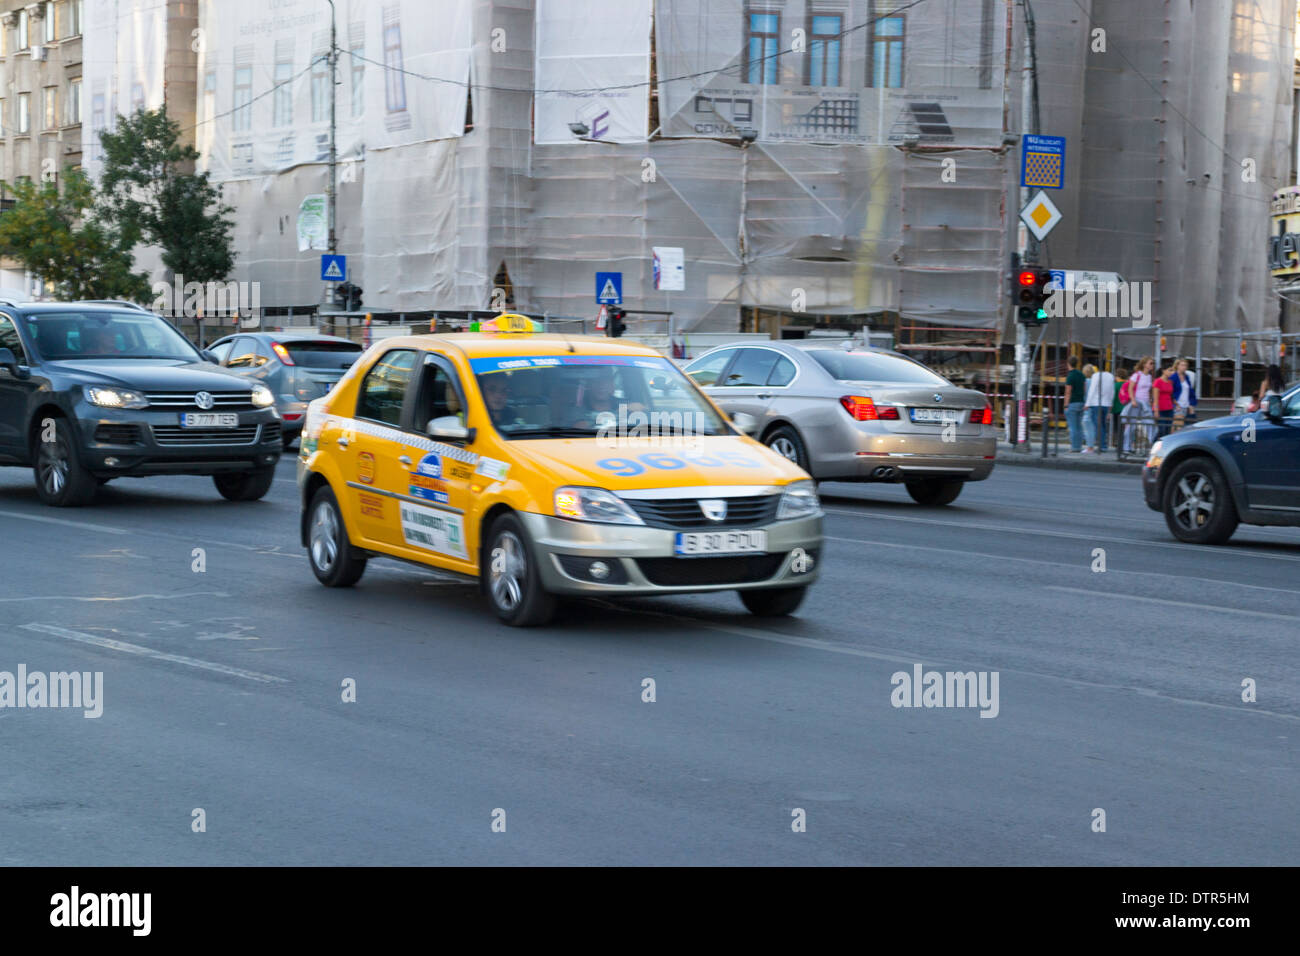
[250,384,275,408]
[85,386,148,409]
[777,479,820,520]
[1146,439,1164,468]
[554,487,644,525]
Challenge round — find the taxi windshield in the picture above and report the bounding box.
[472,354,730,440]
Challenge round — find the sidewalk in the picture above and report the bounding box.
[994,440,1144,474]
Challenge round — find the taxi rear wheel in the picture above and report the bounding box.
[485,513,556,627]
[739,586,808,617]
[308,486,367,587]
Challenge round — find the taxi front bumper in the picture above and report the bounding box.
[517,512,823,596]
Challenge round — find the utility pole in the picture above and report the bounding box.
[325,0,338,305]
[1013,0,1041,450]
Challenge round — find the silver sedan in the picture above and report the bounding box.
[685,341,997,505]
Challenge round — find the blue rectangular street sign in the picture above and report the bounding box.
[321,254,347,282]
[595,271,623,305]
[1021,135,1066,190]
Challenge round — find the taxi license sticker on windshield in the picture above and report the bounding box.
[469,355,673,374]
[399,502,467,560]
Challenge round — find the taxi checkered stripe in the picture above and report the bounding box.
[332,417,480,464]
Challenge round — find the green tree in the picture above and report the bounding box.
[98,107,236,283]
[0,170,150,300]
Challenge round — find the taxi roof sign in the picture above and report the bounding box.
[477,313,537,334]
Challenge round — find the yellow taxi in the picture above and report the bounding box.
[296,319,822,625]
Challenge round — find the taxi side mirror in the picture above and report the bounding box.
[427,415,475,443]
[731,411,759,436]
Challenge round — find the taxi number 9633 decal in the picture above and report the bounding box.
[596,451,762,476]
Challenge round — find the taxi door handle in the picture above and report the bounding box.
[336,436,349,448]
[398,455,412,468]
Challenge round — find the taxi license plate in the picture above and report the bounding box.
[911,408,962,423]
[674,530,767,556]
[181,413,238,428]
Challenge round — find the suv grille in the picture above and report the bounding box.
[94,423,142,445]
[152,424,261,446]
[144,390,254,410]
[637,554,786,586]
[624,494,778,530]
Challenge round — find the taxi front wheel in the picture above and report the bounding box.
[484,513,556,627]
[739,586,808,617]
[307,486,367,587]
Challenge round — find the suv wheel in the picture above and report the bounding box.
[213,465,276,501]
[1163,457,1239,544]
[906,479,964,506]
[765,426,811,474]
[484,512,556,626]
[307,486,367,586]
[33,416,97,507]
[739,586,808,617]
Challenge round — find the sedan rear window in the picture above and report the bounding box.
[808,350,948,386]
[283,341,363,368]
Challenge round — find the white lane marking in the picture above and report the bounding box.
[820,507,1300,560]
[0,591,231,604]
[19,623,289,684]
[823,535,1300,598]
[606,604,1300,722]
[0,509,130,535]
[1045,586,1300,623]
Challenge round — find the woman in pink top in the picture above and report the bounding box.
[1122,356,1156,453]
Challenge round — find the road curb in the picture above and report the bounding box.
[995,451,1143,475]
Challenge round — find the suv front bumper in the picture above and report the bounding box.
[73,404,282,477]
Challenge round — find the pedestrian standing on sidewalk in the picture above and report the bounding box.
[1084,363,1114,452]
[1121,356,1155,454]
[1064,356,1086,453]
[1153,364,1176,437]
[1112,365,1129,451]
[1172,358,1197,429]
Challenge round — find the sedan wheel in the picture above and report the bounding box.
[764,425,811,474]
[307,486,367,586]
[484,513,556,626]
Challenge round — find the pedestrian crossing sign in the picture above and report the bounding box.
[321,254,347,282]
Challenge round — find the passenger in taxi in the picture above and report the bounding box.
[568,366,644,429]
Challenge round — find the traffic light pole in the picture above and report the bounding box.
[1013,3,1041,451]
[325,0,338,303]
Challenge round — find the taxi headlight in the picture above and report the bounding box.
[250,384,275,408]
[554,487,644,525]
[85,386,148,409]
[777,480,820,520]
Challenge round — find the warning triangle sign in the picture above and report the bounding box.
[323,260,344,280]
[599,279,618,301]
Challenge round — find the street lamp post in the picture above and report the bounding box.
[325,0,338,308]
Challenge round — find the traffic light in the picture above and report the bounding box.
[1014,268,1053,325]
[334,282,363,312]
[606,306,627,338]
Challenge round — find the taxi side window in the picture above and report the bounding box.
[357,349,417,427]
[686,349,735,387]
[415,365,465,429]
[723,348,778,387]
[0,314,27,365]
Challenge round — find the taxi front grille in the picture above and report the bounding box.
[624,494,778,530]
[636,554,786,586]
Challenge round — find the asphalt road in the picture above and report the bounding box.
[1,456,1296,865]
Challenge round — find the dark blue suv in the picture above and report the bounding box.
[1142,386,1300,543]
[0,303,281,507]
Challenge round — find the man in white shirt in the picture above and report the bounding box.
[1083,365,1115,453]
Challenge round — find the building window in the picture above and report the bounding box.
[232,66,252,132]
[67,0,83,37]
[66,78,80,124]
[868,14,904,89]
[383,18,406,112]
[0,98,6,137]
[806,14,843,87]
[311,46,329,123]
[350,38,364,118]
[273,60,293,127]
[745,11,780,85]
[44,2,55,43]
[18,93,30,133]
[44,87,57,129]
[131,82,144,114]
[17,9,28,50]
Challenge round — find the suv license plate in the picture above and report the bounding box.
[181,413,238,428]
[674,530,767,556]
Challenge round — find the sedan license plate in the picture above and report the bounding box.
[674,530,767,556]
[181,413,238,428]
[910,407,962,423]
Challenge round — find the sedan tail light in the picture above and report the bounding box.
[840,395,899,421]
[969,406,993,425]
[271,342,296,365]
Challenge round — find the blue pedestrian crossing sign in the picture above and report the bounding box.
[595,271,622,305]
[321,254,347,282]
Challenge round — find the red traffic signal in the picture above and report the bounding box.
[1017,270,1037,286]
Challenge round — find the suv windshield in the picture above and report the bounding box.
[808,349,949,386]
[24,311,200,362]
[471,354,730,439]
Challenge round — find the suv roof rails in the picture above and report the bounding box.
[0,298,22,309]
[74,299,151,311]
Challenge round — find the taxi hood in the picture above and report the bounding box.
[503,435,809,490]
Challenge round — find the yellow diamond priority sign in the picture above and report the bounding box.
[1019,190,1062,241]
